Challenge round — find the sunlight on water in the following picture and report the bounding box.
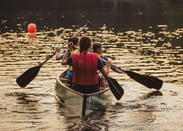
[0,25,183,130]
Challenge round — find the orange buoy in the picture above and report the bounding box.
[27,23,36,34]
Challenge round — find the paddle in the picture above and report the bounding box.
[107,76,124,100]
[111,64,163,90]
[16,21,91,87]
[101,59,163,90]
[72,45,124,100]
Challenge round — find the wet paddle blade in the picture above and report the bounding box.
[124,71,163,90]
[16,65,41,88]
[107,77,124,100]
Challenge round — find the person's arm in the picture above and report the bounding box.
[55,48,62,60]
[61,50,70,65]
[61,42,73,65]
[100,68,108,78]
[98,58,110,77]
[100,56,111,75]
[104,61,111,75]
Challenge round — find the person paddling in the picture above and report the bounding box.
[93,42,111,88]
[55,37,79,80]
[55,37,79,60]
[62,36,110,94]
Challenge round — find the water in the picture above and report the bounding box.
[0,25,183,130]
[1,0,183,130]
[1,0,183,33]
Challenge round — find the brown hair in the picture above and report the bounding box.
[79,36,92,54]
[68,37,79,49]
[93,42,102,53]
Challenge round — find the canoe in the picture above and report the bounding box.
[54,69,112,117]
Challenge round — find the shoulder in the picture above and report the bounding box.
[103,55,108,60]
[90,53,98,57]
[90,53,99,60]
[71,53,79,57]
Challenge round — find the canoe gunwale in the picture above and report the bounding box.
[55,68,111,116]
[56,70,110,97]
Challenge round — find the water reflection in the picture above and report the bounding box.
[1,0,183,33]
[55,103,109,130]
[140,91,163,99]
[0,23,183,130]
[124,105,157,131]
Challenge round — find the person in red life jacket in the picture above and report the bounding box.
[55,37,79,80]
[93,42,111,88]
[62,36,110,94]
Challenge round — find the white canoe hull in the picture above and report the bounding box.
[55,70,112,116]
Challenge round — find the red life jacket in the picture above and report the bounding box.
[72,53,98,85]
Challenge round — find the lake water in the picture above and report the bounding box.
[0,0,183,131]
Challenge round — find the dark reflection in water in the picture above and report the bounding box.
[1,0,183,33]
[139,91,163,99]
[0,1,183,130]
[0,24,183,130]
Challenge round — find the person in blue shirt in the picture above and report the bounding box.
[93,42,111,88]
[93,42,108,64]
[55,37,79,80]
[61,36,110,93]
[55,37,79,60]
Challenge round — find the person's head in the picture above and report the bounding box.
[93,42,103,54]
[68,37,79,49]
[79,36,92,54]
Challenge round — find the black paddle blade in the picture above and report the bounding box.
[16,65,41,88]
[124,71,163,90]
[107,77,124,100]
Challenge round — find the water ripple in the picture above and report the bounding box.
[0,26,183,130]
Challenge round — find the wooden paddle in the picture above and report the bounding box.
[101,59,163,90]
[16,21,91,87]
[107,76,124,100]
[111,64,163,90]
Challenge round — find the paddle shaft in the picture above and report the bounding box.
[100,58,124,72]
[16,21,90,87]
[101,58,163,90]
[39,21,91,67]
